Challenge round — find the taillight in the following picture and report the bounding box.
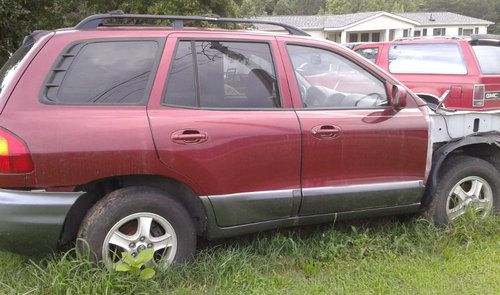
[0,128,34,173]
[473,84,485,107]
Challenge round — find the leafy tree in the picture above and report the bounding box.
[322,0,422,14]
[0,1,30,63]
[427,0,499,34]
[274,0,295,15]
[273,0,326,15]
[0,0,239,65]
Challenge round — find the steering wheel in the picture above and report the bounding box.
[354,93,384,107]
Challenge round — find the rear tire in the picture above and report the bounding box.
[425,156,500,226]
[77,186,196,268]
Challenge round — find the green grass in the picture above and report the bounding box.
[0,215,499,294]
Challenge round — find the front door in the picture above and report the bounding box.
[280,40,429,215]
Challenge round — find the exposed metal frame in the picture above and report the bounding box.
[74,11,310,36]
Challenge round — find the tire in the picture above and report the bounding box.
[77,186,196,268]
[425,156,500,226]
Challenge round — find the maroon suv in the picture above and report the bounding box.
[0,13,498,267]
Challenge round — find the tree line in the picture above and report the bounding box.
[1,0,498,65]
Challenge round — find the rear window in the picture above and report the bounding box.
[42,40,160,105]
[472,46,500,75]
[388,43,467,75]
[0,44,34,97]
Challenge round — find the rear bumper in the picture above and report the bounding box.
[0,189,83,256]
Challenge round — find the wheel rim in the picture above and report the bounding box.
[102,212,177,269]
[447,176,494,221]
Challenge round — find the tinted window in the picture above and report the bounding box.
[0,44,33,97]
[287,45,388,109]
[165,41,280,109]
[389,43,467,74]
[44,41,158,104]
[355,47,379,63]
[473,45,500,75]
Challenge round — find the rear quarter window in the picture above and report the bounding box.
[388,43,467,75]
[42,40,161,105]
[0,44,34,97]
[472,45,500,75]
[355,47,379,63]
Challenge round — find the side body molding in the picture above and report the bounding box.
[203,181,425,237]
[207,189,301,227]
[300,181,425,215]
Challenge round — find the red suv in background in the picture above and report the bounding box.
[354,36,500,110]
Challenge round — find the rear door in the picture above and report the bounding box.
[279,38,428,216]
[147,33,302,227]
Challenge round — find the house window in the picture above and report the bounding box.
[403,29,409,38]
[458,28,463,35]
[372,32,380,42]
[462,29,474,36]
[474,27,479,34]
[361,33,369,42]
[349,33,358,43]
[423,29,427,36]
[414,30,421,37]
[433,28,446,36]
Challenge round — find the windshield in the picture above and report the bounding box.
[388,43,467,75]
[472,45,500,75]
[0,44,34,97]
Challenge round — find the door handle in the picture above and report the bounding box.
[171,130,208,144]
[311,125,341,139]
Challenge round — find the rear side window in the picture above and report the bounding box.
[355,47,379,63]
[389,43,467,75]
[0,44,34,97]
[164,40,281,109]
[42,40,160,105]
[472,46,500,75]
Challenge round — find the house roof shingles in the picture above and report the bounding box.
[399,12,494,26]
[255,11,493,31]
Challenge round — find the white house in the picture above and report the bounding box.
[256,11,494,43]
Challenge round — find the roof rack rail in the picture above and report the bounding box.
[470,34,500,45]
[74,11,310,36]
[471,34,500,41]
[393,36,466,42]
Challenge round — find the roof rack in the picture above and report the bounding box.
[74,11,310,36]
[393,36,467,42]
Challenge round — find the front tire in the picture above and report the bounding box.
[77,186,196,268]
[425,156,500,226]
